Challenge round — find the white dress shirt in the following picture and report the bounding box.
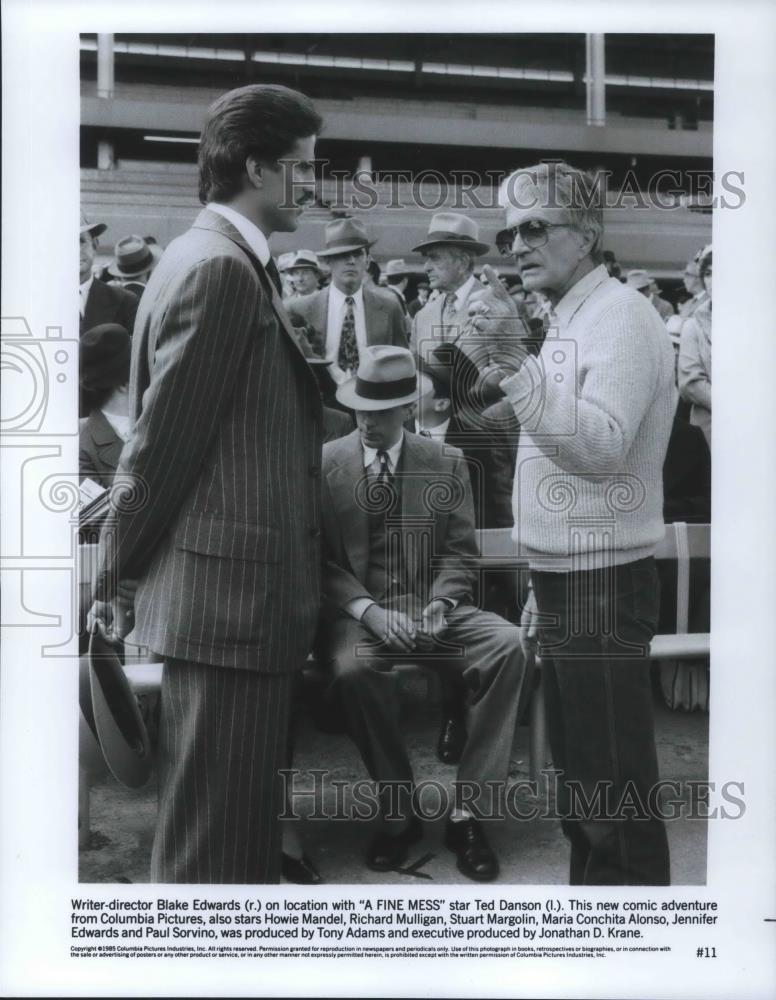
[326,284,367,385]
[79,275,94,317]
[362,433,403,477]
[207,202,270,266]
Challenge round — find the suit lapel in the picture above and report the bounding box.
[416,296,445,359]
[89,410,125,469]
[363,286,385,345]
[315,288,330,345]
[192,209,317,375]
[450,277,482,342]
[329,433,370,583]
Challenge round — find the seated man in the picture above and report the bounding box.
[318,346,523,882]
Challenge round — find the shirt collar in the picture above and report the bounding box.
[362,432,404,471]
[330,283,364,309]
[445,273,476,307]
[207,203,270,266]
[415,417,450,440]
[80,275,94,296]
[553,263,610,328]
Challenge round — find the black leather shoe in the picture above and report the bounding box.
[445,818,499,882]
[437,715,467,765]
[366,817,423,872]
[281,852,322,885]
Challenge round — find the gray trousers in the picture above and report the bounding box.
[324,604,524,818]
[151,659,293,884]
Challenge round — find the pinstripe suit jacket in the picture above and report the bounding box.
[94,209,323,672]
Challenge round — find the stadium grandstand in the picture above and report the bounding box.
[81,32,713,295]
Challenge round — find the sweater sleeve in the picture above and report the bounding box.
[501,300,661,476]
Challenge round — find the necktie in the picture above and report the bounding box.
[376,450,392,484]
[442,291,457,340]
[337,295,359,374]
[265,258,283,297]
[418,428,432,438]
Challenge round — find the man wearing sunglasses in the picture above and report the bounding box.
[466,161,677,886]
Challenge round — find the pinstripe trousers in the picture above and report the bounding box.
[150,659,293,884]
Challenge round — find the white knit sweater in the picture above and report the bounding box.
[500,265,677,571]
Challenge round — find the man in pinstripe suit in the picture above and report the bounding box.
[89,85,324,883]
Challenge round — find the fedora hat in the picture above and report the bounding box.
[87,632,152,788]
[108,235,158,279]
[317,217,375,258]
[412,212,490,256]
[80,211,106,239]
[384,258,412,278]
[281,249,323,273]
[336,345,432,411]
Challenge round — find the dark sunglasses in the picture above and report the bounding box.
[507,220,572,249]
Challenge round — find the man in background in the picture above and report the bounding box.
[410,212,490,364]
[384,258,412,316]
[408,279,429,318]
[79,213,138,336]
[282,249,324,297]
[106,234,162,297]
[286,217,408,405]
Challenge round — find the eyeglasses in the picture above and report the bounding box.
[507,220,572,249]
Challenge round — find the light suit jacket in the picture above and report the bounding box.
[410,276,485,358]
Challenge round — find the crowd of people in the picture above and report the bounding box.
[80,83,711,889]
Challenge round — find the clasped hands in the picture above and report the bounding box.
[362,599,448,653]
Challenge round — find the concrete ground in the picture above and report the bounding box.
[79,677,708,886]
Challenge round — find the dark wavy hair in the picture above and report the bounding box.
[198,84,323,204]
